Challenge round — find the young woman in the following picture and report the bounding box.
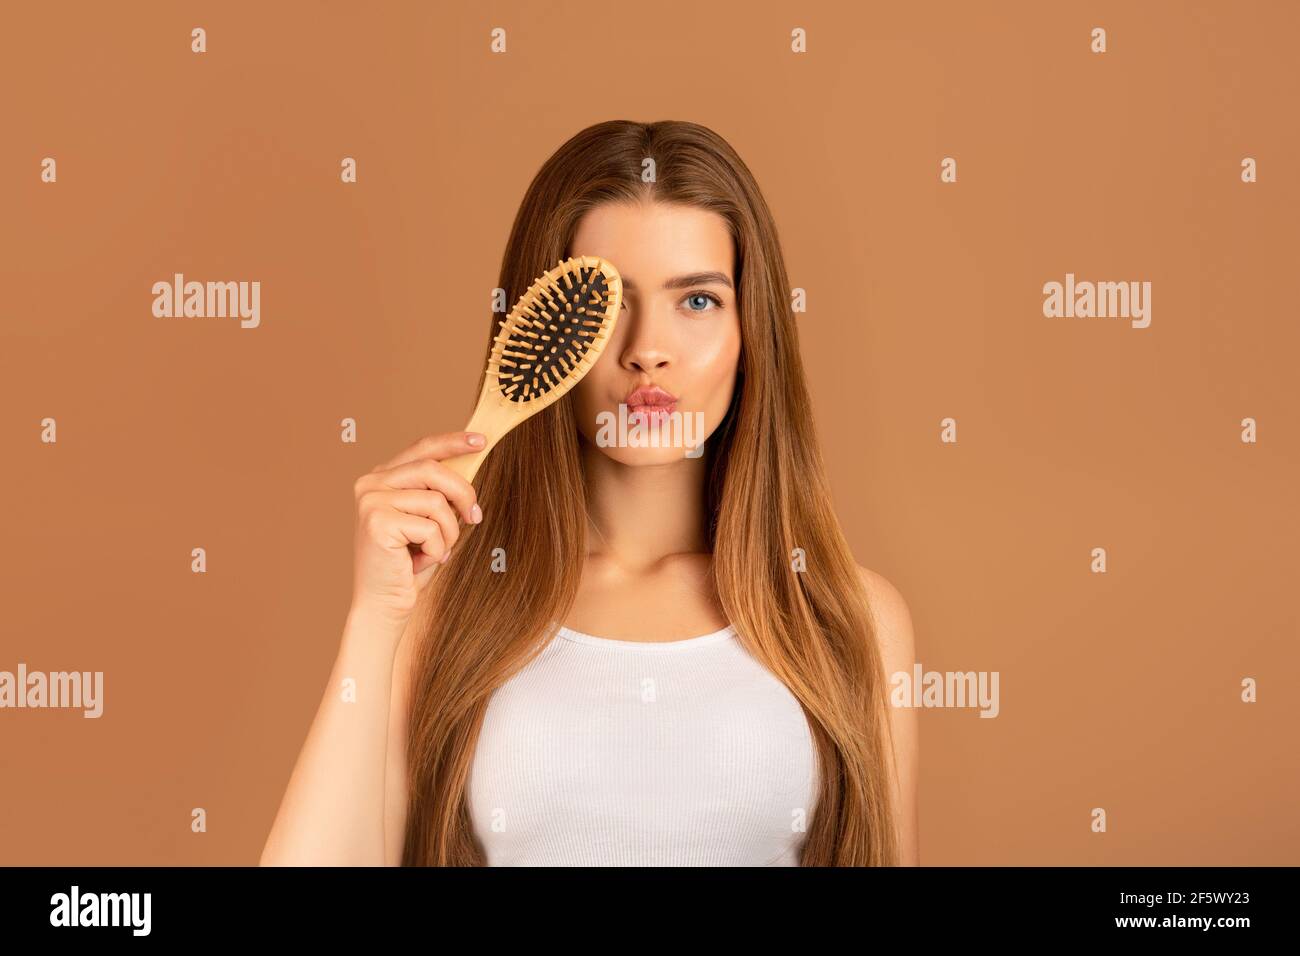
[261,120,919,867]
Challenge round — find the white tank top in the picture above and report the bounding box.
[467,622,820,865]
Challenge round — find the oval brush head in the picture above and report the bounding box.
[440,255,623,483]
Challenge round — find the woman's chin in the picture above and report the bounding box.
[587,442,704,467]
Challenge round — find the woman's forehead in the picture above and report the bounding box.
[571,201,733,286]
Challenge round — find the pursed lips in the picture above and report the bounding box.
[623,385,677,424]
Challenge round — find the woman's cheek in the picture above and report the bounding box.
[675,355,735,439]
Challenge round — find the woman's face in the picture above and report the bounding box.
[569,199,741,466]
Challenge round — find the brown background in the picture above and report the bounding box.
[2,1,1296,865]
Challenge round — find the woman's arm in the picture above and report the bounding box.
[261,431,482,866]
[382,614,418,866]
[259,604,411,866]
[859,566,921,866]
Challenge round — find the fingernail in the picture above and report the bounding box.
[466,433,486,447]
[470,504,483,524]
[440,550,451,563]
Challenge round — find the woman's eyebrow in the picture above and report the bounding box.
[622,271,733,292]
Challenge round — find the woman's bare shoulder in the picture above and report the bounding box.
[855,565,916,668]
[857,566,921,864]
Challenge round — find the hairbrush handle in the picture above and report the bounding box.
[438,381,511,484]
[441,448,489,484]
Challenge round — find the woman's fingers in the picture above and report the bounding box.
[361,504,445,560]
[373,431,486,473]
[354,457,480,526]
[358,489,461,556]
[348,433,486,623]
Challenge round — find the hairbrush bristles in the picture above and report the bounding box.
[486,256,622,407]
[438,255,623,485]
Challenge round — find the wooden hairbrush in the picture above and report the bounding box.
[439,255,623,483]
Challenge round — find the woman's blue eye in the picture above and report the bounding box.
[684,291,722,312]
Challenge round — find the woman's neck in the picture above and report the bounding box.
[580,440,710,570]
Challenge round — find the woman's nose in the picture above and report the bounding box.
[626,352,671,373]
[619,304,673,373]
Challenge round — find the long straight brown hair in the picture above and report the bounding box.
[402,120,900,866]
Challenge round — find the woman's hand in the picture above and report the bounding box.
[349,431,484,625]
